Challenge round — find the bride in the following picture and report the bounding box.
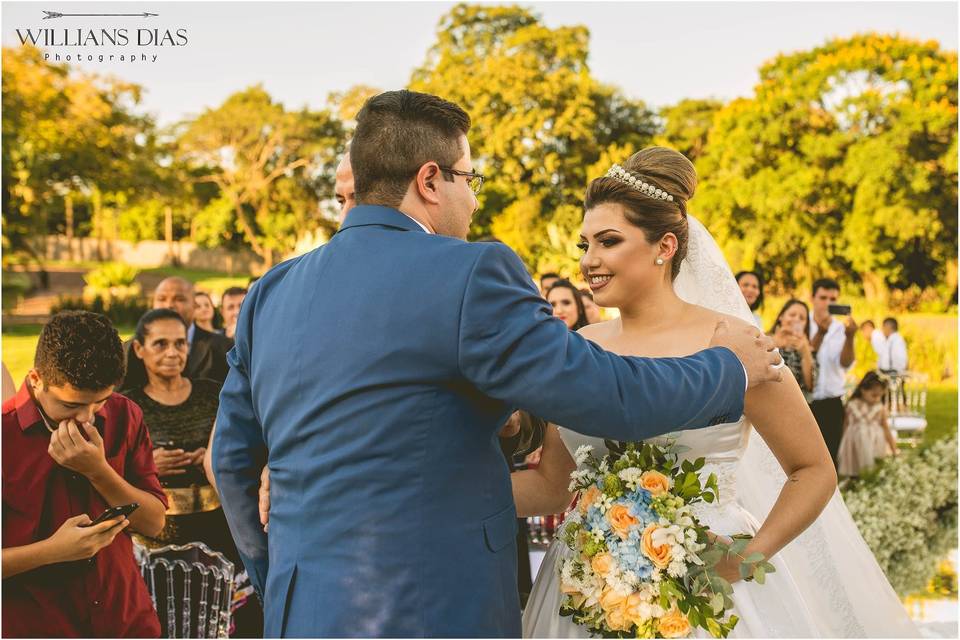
[517,147,918,638]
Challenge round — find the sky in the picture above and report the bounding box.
[2,0,957,125]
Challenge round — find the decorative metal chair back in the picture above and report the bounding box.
[885,372,928,445]
[134,541,235,638]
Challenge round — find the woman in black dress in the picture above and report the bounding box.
[124,308,261,636]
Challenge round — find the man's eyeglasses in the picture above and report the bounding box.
[439,166,485,195]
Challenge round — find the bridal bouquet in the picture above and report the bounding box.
[557,441,773,638]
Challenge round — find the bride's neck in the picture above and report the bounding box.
[617,282,687,334]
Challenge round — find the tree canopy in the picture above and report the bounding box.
[694,33,957,304]
[2,17,957,306]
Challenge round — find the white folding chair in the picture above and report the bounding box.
[886,372,928,446]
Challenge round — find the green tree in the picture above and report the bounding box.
[327,84,382,128]
[409,3,656,277]
[695,34,957,303]
[2,46,161,270]
[177,86,345,266]
[655,99,723,163]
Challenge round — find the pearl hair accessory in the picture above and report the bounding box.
[605,164,675,202]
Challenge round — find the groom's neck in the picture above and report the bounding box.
[391,192,437,234]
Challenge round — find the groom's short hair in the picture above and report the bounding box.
[351,90,471,207]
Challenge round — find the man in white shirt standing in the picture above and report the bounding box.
[874,317,909,374]
[808,278,857,467]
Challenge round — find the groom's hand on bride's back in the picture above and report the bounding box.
[709,319,784,388]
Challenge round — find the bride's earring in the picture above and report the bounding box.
[655,257,665,265]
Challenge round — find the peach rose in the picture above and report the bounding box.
[605,607,630,632]
[607,504,639,539]
[639,470,671,496]
[621,593,648,627]
[599,587,626,613]
[657,606,692,638]
[600,588,629,631]
[641,523,672,568]
[579,485,601,514]
[591,552,614,576]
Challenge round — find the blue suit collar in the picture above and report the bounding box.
[338,205,427,234]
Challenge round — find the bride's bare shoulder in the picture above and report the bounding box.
[686,304,757,335]
[577,319,617,342]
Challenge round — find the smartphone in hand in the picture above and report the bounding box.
[82,503,139,527]
[828,304,852,316]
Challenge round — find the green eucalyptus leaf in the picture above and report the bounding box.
[755,565,767,584]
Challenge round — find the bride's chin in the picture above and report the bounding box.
[592,291,617,309]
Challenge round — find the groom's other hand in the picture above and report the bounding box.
[258,466,270,532]
[710,319,783,388]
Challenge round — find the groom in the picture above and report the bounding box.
[212,90,781,638]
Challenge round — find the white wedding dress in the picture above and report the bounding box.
[522,215,919,638]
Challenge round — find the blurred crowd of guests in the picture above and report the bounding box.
[733,272,907,478]
[1,278,260,637]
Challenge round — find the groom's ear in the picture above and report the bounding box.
[415,163,443,205]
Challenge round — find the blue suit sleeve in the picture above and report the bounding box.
[457,243,745,440]
[212,291,269,597]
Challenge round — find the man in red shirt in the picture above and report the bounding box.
[2,311,168,637]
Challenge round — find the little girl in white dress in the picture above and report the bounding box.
[837,371,899,477]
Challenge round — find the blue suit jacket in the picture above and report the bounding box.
[212,205,745,638]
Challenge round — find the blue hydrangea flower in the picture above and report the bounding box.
[608,526,653,580]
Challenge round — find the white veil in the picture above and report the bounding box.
[674,214,918,637]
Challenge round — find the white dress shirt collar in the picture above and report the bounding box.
[400,212,432,234]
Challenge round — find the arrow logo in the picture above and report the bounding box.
[42,11,158,19]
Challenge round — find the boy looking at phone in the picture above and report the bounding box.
[2,312,167,637]
[808,278,858,467]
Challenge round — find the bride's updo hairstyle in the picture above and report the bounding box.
[584,146,696,280]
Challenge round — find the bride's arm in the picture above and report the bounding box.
[511,425,576,517]
[730,367,837,575]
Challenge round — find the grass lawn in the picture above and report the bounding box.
[924,385,959,443]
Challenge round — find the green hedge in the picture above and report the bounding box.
[1,271,33,311]
[51,294,149,327]
[842,436,958,595]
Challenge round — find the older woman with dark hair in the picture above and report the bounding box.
[123,308,260,636]
[546,279,588,331]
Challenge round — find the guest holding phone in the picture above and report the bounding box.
[123,308,261,636]
[769,299,818,402]
[2,312,167,637]
[808,278,857,466]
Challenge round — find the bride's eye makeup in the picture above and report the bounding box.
[598,236,621,248]
[576,241,589,252]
